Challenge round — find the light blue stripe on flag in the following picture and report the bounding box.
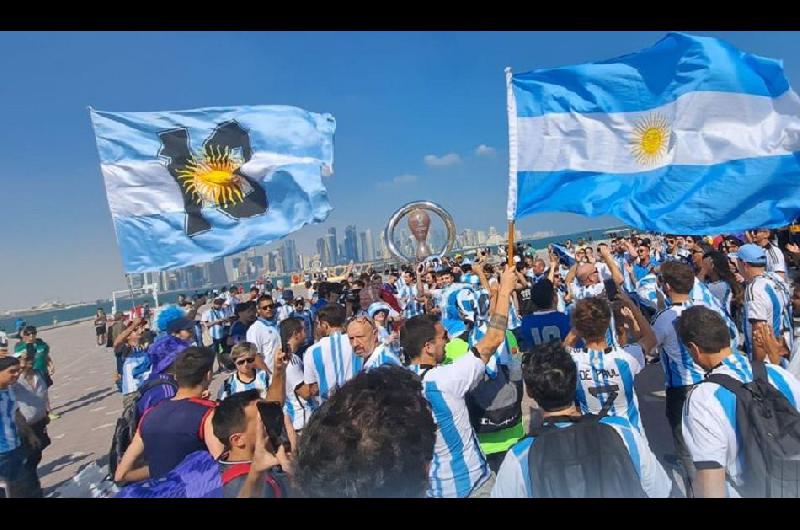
[90,105,335,273]
[506,32,800,233]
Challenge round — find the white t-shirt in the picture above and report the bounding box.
[303,331,361,404]
[217,369,269,400]
[245,318,281,373]
[683,351,800,497]
[407,354,490,498]
[491,415,670,498]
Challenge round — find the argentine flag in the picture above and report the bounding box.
[506,33,800,233]
[90,105,335,273]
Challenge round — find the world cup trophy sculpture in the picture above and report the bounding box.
[385,201,456,262]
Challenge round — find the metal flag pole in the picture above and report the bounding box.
[125,274,136,315]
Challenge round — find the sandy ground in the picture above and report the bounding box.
[32,319,677,497]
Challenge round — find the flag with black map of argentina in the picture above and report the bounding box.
[90,105,334,273]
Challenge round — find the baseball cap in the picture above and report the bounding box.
[737,244,766,265]
[167,317,195,334]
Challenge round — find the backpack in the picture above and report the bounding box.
[466,362,523,434]
[699,361,800,498]
[527,394,647,498]
[108,377,178,478]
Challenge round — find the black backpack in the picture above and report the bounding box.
[699,361,800,498]
[108,377,177,478]
[466,362,524,434]
[527,395,647,498]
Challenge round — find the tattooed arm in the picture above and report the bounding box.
[473,266,517,363]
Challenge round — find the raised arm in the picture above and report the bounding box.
[474,267,517,362]
[598,243,624,287]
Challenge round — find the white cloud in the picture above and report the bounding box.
[475,144,497,157]
[375,174,419,190]
[424,153,461,167]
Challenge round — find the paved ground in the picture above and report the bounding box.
[34,320,681,497]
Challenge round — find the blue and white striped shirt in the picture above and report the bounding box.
[120,346,151,396]
[570,346,646,434]
[706,280,733,318]
[363,344,403,371]
[303,332,362,404]
[284,354,317,431]
[202,308,228,340]
[398,284,423,319]
[218,369,270,400]
[683,351,800,496]
[0,388,21,454]
[743,273,793,361]
[408,355,490,498]
[491,415,670,498]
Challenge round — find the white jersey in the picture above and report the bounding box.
[491,415,670,498]
[303,331,361,404]
[683,351,800,497]
[570,263,613,301]
[707,280,733,318]
[652,302,706,388]
[398,284,423,319]
[408,354,490,498]
[246,318,281,372]
[363,343,403,371]
[763,243,787,275]
[284,354,317,431]
[276,302,293,323]
[218,369,269,400]
[569,345,646,434]
[743,273,793,361]
[202,307,227,340]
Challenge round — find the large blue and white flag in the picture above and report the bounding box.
[506,32,800,233]
[90,105,335,273]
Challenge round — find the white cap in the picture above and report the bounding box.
[513,255,522,263]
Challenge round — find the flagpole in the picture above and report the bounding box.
[507,221,515,267]
[505,66,518,269]
[125,274,136,315]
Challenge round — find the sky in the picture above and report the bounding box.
[1,31,798,311]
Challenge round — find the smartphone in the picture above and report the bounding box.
[257,401,289,450]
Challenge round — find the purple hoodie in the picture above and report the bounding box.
[135,335,190,417]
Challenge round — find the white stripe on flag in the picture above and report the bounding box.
[515,90,800,174]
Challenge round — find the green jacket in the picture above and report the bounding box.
[15,339,50,372]
[443,332,524,455]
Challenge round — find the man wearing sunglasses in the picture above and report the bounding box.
[663,235,690,264]
[218,342,269,400]
[246,295,281,375]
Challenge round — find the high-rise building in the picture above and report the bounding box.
[283,239,298,272]
[488,226,497,238]
[344,225,359,263]
[207,259,228,286]
[360,230,373,261]
[476,230,487,245]
[316,237,329,266]
[327,227,339,266]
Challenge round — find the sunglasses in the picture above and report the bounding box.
[259,304,275,310]
[235,357,256,366]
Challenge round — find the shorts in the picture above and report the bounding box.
[96,326,107,336]
[0,446,26,482]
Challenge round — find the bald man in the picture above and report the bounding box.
[346,317,402,371]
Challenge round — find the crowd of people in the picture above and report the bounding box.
[3,226,800,498]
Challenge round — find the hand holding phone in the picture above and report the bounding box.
[257,401,290,452]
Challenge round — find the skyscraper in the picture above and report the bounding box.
[360,230,375,261]
[476,230,487,245]
[283,239,298,272]
[327,227,339,266]
[344,225,359,263]
[207,259,228,286]
[316,237,329,266]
